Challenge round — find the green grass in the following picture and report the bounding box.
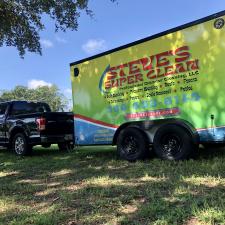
[0,145,225,225]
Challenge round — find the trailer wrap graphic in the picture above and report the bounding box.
[99,46,199,93]
[99,45,200,121]
[71,15,225,145]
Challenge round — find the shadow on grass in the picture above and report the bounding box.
[0,145,225,224]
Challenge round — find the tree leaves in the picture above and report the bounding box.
[0,85,68,111]
[0,0,116,57]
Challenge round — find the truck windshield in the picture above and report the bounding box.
[0,103,7,118]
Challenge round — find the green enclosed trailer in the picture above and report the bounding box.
[70,11,225,160]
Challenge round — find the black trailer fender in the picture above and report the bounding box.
[112,118,199,146]
[151,119,200,145]
[112,122,149,145]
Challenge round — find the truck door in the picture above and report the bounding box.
[0,103,8,143]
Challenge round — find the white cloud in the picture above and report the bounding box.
[82,39,107,54]
[40,39,54,48]
[28,79,53,89]
[56,36,67,44]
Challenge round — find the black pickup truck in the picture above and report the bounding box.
[0,101,74,155]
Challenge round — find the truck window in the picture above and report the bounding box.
[11,102,51,115]
[11,102,30,115]
[31,103,51,113]
[0,103,7,118]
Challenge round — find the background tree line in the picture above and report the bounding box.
[0,85,70,111]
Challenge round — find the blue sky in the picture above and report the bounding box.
[0,0,225,101]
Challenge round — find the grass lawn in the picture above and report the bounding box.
[0,145,225,225]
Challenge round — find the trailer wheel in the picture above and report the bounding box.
[117,127,148,161]
[12,133,32,156]
[153,124,194,160]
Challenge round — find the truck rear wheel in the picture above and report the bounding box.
[58,142,74,151]
[117,127,148,161]
[12,133,32,156]
[42,144,51,148]
[153,124,194,160]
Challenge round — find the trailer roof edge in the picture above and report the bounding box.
[70,10,225,67]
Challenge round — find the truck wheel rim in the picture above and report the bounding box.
[122,135,138,156]
[161,134,181,157]
[15,137,25,154]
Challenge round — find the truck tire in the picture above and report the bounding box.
[117,127,148,161]
[12,133,32,156]
[153,124,194,160]
[58,142,74,151]
[203,143,225,149]
[42,144,51,148]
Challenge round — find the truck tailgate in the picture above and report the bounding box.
[41,112,74,136]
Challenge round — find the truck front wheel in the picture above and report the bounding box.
[12,133,32,156]
[153,124,195,160]
[117,127,148,161]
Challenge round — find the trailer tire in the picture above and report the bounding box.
[117,127,148,161]
[12,133,32,156]
[153,124,194,160]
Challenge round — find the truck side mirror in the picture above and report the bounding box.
[74,68,79,77]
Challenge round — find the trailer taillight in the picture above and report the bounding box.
[36,117,46,131]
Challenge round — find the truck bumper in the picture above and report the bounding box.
[41,134,74,143]
[28,134,74,145]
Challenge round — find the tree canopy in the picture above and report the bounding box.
[0,85,68,111]
[0,0,115,57]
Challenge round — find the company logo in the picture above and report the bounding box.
[99,64,110,94]
[98,46,199,94]
[214,18,224,29]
